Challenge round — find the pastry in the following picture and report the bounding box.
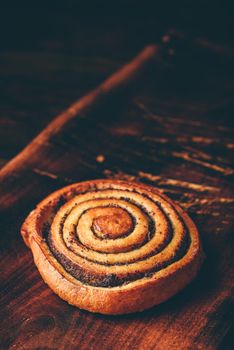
[21,179,204,315]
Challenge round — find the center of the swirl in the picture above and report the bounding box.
[92,207,133,239]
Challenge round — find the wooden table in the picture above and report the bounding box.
[0,6,233,350]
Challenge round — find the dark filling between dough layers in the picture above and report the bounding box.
[45,188,191,287]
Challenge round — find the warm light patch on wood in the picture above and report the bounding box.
[96,154,105,163]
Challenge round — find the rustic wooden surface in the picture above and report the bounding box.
[0,6,234,350]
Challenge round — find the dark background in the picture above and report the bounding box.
[0,1,233,168]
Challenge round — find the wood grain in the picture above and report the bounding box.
[0,13,234,350]
[0,44,159,180]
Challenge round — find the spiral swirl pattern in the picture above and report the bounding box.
[22,180,204,313]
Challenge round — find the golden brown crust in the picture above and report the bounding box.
[21,179,205,315]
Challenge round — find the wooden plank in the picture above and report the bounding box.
[0,37,233,350]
